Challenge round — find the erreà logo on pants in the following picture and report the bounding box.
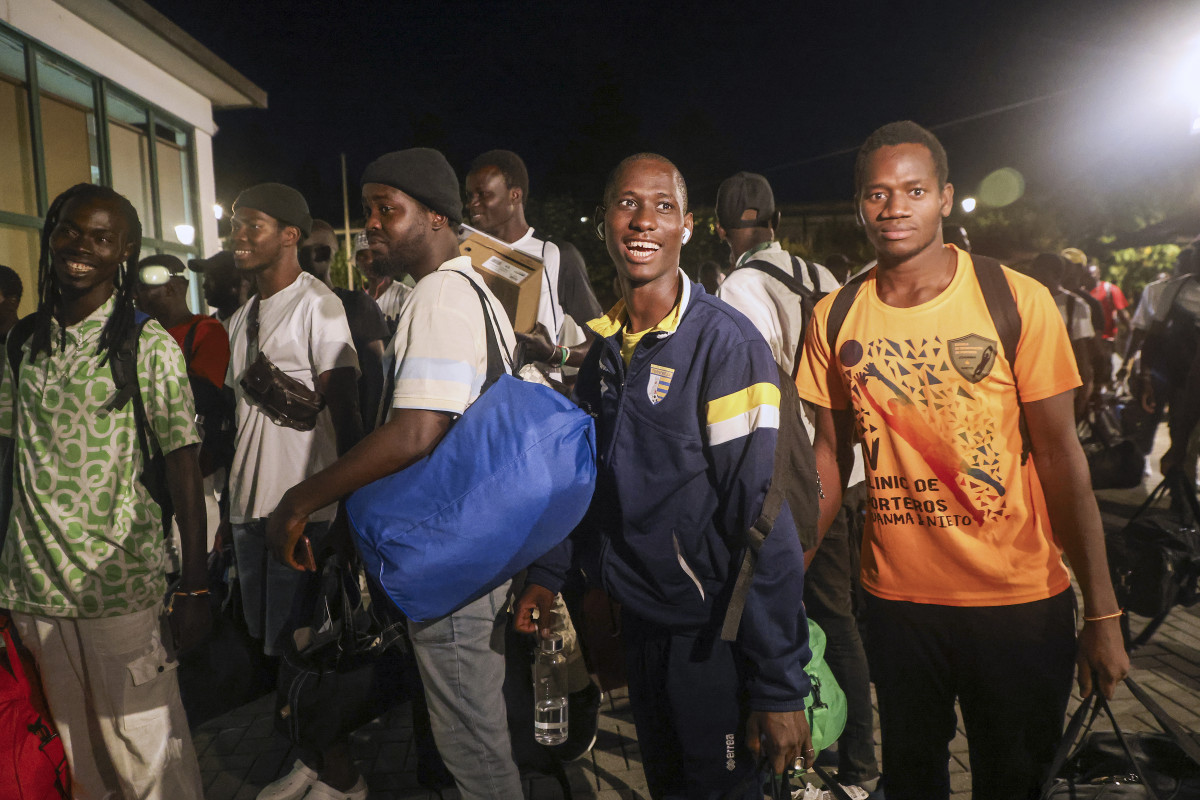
[647,364,675,405]
[726,733,736,771]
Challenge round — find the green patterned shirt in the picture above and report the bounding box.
[0,298,200,618]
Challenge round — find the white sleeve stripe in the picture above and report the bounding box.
[706,404,780,446]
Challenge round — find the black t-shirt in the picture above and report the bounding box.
[334,287,390,431]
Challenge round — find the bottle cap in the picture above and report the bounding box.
[540,634,564,653]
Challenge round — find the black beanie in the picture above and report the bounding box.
[233,183,313,237]
[361,149,463,224]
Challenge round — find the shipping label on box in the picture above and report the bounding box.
[458,227,544,333]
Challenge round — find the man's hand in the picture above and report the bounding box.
[1077,616,1130,699]
[515,323,556,364]
[169,594,212,654]
[746,709,813,776]
[513,583,557,636]
[266,493,315,572]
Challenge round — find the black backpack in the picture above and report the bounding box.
[180,318,236,474]
[1141,276,1200,392]
[720,256,825,642]
[741,255,828,344]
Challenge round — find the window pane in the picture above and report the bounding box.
[37,53,99,202]
[0,31,35,215]
[155,121,193,247]
[0,223,39,318]
[106,92,154,236]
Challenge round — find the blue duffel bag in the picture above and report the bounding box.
[345,274,597,622]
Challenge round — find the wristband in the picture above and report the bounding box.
[558,346,570,367]
[1083,609,1123,622]
[174,588,211,597]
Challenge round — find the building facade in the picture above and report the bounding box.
[0,0,265,315]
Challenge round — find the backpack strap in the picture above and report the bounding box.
[824,267,872,355]
[802,257,822,293]
[741,259,810,297]
[971,254,1031,463]
[181,316,202,366]
[6,314,38,386]
[720,459,787,642]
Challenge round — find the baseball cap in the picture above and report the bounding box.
[188,250,235,274]
[716,172,776,229]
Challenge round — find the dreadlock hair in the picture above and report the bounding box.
[33,183,142,365]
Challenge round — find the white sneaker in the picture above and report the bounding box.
[305,776,368,800]
[257,760,319,800]
[789,783,870,800]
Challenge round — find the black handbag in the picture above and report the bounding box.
[1105,471,1200,648]
[1040,677,1200,799]
[274,553,410,751]
[1083,402,1146,491]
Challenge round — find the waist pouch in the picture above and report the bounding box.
[240,351,325,431]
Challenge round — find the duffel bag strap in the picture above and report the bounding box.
[1124,675,1200,767]
[453,271,513,393]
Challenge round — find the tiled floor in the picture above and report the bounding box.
[199,427,1200,798]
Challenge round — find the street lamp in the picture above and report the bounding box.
[213,203,224,220]
[961,197,977,213]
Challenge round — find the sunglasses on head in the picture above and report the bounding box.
[138,265,179,286]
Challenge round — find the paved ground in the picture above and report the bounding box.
[198,428,1200,799]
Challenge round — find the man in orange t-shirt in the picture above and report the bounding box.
[795,121,1129,800]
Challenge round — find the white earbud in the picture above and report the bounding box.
[681,228,691,244]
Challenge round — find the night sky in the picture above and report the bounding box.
[148,0,1200,226]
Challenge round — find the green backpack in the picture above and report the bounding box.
[804,618,848,755]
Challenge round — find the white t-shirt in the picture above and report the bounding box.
[511,227,564,343]
[1132,276,1200,331]
[375,279,413,332]
[1054,291,1095,341]
[225,271,359,523]
[718,242,839,375]
[387,256,518,416]
[717,241,863,487]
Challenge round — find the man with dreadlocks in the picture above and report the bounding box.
[0,183,209,798]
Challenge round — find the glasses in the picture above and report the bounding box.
[138,265,178,286]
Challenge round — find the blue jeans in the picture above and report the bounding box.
[232,519,330,656]
[407,582,522,800]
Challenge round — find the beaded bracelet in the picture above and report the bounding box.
[557,346,570,367]
[1083,609,1123,622]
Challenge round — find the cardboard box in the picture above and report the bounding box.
[458,226,544,333]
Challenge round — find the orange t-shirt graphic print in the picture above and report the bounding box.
[796,246,1081,606]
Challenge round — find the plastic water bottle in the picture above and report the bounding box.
[533,634,568,745]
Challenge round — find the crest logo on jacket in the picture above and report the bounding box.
[647,364,675,405]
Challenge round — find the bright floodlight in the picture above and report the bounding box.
[213,204,224,220]
[580,216,588,223]
[174,224,196,246]
[961,197,977,213]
